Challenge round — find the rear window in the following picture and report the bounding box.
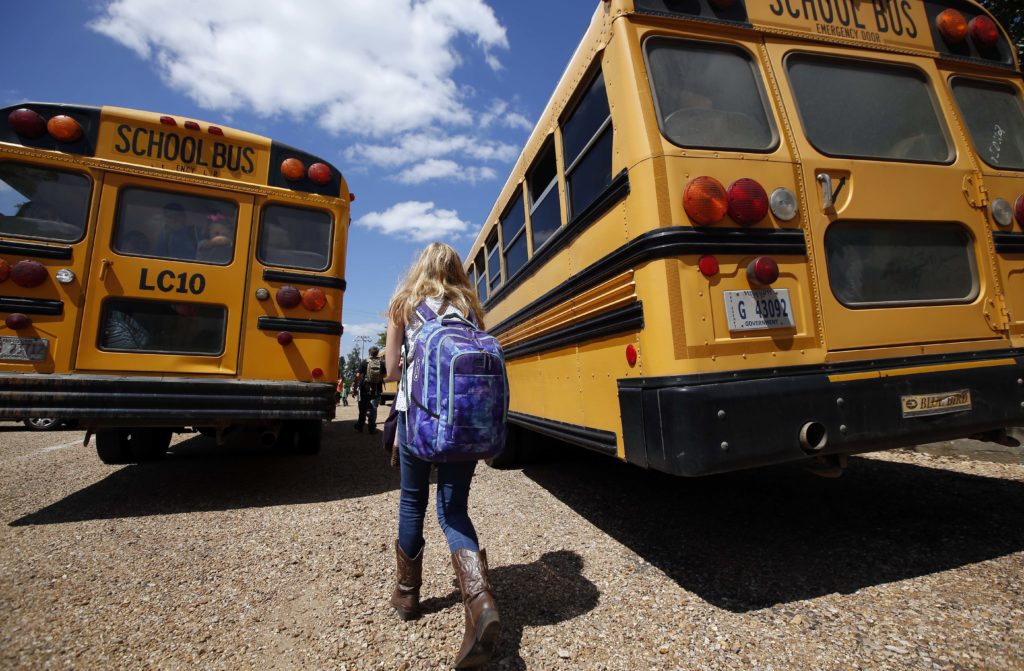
[100,298,226,355]
[0,162,91,243]
[825,222,977,307]
[113,188,238,265]
[645,37,776,152]
[787,55,952,164]
[950,78,1024,171]
[258,205,332,271]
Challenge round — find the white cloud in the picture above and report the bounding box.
[478,99,532,131]
[89,0,509,136]
[395,159,496,184]
[346,130,518,168]
[343,322,387,339]
[355,201,470,242]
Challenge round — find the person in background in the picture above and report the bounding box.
[336,376,349,407]
[153,202,197,260]
[383,242,499,669]
[353,346,385,433]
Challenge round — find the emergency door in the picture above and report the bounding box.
[76,174,254,374]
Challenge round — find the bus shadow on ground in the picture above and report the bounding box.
[521,447,1024,613]
[10,420,396,526]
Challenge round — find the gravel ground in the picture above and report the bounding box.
[1,407,1023,670]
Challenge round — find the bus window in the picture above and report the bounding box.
[0,162,90,242]
[562,70,613,219]
[645,38,776,151]
[527,139,560,250]
[825,222,978,307]
[950,78,1024,171]
[486,228,501,291]
[787,55,953,164]
[500,191,528,279]
[99,298,227,355]
[113,188,238,265]
[258,204,332,271]
[474,250,487,303]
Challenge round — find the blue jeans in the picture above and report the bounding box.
[397,412,480,557]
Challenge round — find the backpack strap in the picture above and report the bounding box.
[415,302,438,324]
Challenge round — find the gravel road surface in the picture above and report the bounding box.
[1,406,1022,670]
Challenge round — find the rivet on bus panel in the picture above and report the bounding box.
[4,313,31,330]
[8,108,46,138]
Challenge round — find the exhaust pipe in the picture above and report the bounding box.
[799,421,828,453]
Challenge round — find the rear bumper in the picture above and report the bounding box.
[0,373,336,424]
[618,352,1024,477]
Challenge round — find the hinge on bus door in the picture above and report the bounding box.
[984,293,1011,333]
[962,172,989,208]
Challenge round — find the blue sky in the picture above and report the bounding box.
[2,0,597,358]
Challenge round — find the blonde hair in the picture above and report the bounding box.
[387,242,486,329]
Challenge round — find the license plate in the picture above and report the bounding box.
[723,289,795,331]
[901,390,972,418]
[0,336,49,362]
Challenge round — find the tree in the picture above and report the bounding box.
[343,346,362,383]
[979,0,1023,54]
[376,330,387,348]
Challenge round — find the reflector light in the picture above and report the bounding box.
[184,121,201,131]
[255,287,270,301]
[308,163,331,185]
[747,256,780,286]
[277,331,293,346]
[46,115,82,143]
[969,15,1000,49]
[159,116,177,126]
[350,193,356,202]
[4,313,31,330]
[936,9,968,44]
[683,177,728,225]
[8,108,46,138]
[1015,194,1024,226]
[55,268,75,284]
[301,287,327,311]
[992,198,1014,227]
[625,344,638,367]
[0,258,9,283]
[11,260,47,288]
[698,255,719,277]
[281,158,305,181]
[770,187,799,221]
[727,178,769,225]
[208,126,224,136]
[312,368,324,379]
[276,285,302,309]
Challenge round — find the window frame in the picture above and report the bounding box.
[526,137,563,255]
[473,249,487,303]
[561,67,614,221]
[783,52,956,166]
[485,227,502,292]
[0,161,92,244]
[949,75,1024,172]
[499,189,529,282]
[257,202,335,272]
[642,35,779,154]
[97,297,228,356]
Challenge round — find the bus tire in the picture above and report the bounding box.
[486,423,522,469]
[294,420,322,455]
[133,428,172,462]
[95,429,132,465]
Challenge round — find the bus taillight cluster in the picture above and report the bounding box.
[936,9,999,51]
[8,109,83,143]
[683,176,795,227]
[280,157,332,186]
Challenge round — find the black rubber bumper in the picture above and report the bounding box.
[0,373,336,423]
[618,353,1024,477]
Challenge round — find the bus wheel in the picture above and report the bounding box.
[486,423,521,469]
[95,429,132,465]
[294,420,322,455]
[133,428,172,462]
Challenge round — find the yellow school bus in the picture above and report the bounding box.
[0,103,350,462]
[469,0,1024,475]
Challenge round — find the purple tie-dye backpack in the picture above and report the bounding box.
[403,302,508,462]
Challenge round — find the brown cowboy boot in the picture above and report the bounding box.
[451,548,500,669]
[389,540,423,621]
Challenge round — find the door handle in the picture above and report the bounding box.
[99,258,113,281]
[816,173,834,210]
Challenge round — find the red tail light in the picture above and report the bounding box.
[684,177,728,225]
[5,313,31,330]
[727,178,769,225]
[281,158,305,181]
[969,15,1000,49]
[8,108,46,138]
[277,332,293,346]
[46,115,83,143]
[308,163,331,185]
[1015,194,1024,225]
[625,344,638,367]
[276,285,302,308]
[698,255,719,277]
[747,257,779,286]
[301,287,327,311]
[184,121,201,131]
[160,116,177,126]
[11,260,48,288]
[936,9,968,43]
[0,258,9,283]
[208,126,224,136]
[312,368,324,379]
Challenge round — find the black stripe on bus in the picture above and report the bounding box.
[993,232,1024,254]
[0,240,73,260]
[262,269,347,290]
[489,226,806,337]
[508,411,619,456]
[257,316,343,335]
[502,302,644,360]
[485,169,630,310]
[0,296,64,315]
